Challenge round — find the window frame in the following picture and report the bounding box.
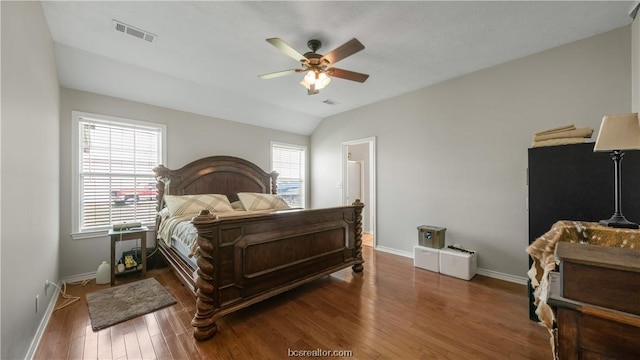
[71,111,166,239]
[270,141,307,209]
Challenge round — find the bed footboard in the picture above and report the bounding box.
[190,201,365,341]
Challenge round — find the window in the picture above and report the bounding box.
[271,142,306,208]
[72,111,165,236]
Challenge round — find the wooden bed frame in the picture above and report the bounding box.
[153,156,364,341]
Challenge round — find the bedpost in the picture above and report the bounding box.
[153,164,170,212]
[270,171,279,194]
[352,199,365,273]
[190,210,219,341]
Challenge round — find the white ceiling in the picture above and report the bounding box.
[41,1,638,135]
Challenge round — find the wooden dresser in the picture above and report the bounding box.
[549,241,640,359]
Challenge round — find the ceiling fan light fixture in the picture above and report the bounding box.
[263,37,367,95]
[303,70,317,85]
[299,80,319,95]
[316,72,331,89]
[299,78,311,90]
[300,70,330,94]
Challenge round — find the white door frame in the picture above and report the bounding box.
[342,136,376,247]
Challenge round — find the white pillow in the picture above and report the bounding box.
[158,207,170,219]
[231,200,245,211]
[164,194,233,217]
[237,192,290,211]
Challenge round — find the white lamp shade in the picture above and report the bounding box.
[594,113,640,152]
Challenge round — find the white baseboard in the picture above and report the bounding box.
[476,268,527,285]
[25,286,60,360]
[374,245,527,285]
[61,271,96,284]
[374,245,413,258]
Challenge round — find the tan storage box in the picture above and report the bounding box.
[417,225,446,248]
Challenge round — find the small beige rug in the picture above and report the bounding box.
[86,278,176,331]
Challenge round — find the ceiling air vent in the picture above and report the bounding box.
[113,20,156,43]
[323,99,340,106]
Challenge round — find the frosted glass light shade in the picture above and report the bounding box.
[300,78,311,90]
[300,70,330,91]
[304,70,316,84]
[315,72,331,89]
[96,261,110,284]
[594,113,640,152]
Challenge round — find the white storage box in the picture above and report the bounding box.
[439,248,477,280]
[413,245,440,273]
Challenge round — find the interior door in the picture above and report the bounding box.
[347,161,362,203]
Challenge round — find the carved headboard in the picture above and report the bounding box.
[153,156,279,211]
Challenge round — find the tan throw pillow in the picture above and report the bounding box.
[231,200,245,211]
[164,194,233,217]
[237,192,290,211]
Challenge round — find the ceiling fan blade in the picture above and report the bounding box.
[266,38,306,62]
[258,69,299,80]
[322,38,365,65]
[327,68,369,83]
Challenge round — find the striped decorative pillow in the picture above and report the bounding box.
[164,194,233,217]
[237,192,290,211]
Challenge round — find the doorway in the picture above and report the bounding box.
[342,137,376,247]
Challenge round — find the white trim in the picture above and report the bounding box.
[374,245,414,258]
[25,286,60,360]
[341,137,376,247]
[61,271,97,285]
[476,268,528,285]
[71,230,108,241]
[71,110,166,235]
[376,245,528,285]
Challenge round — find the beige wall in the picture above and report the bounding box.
[59,88,309,279]
[1,2,60,359]
[311,27,632,281]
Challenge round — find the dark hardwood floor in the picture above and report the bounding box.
[35,246,551,359]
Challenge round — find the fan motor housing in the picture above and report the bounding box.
[307,39,322,52]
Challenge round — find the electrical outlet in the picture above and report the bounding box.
[45,280,50,296]
[35,295,39,313]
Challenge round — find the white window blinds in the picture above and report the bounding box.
[77,114,163,232]
[271,142,306,208]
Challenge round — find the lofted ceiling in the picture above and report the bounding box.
[41,1,637,135]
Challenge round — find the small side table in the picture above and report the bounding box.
[108,226,149,286]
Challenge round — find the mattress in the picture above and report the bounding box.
[172,236,197,269]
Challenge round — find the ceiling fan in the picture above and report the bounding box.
[259,37,369,95]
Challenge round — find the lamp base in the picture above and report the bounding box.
[599,214,639,229]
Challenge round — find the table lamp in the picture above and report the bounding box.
[593,113,640,229]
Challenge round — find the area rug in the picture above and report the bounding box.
[86,278,176,331]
